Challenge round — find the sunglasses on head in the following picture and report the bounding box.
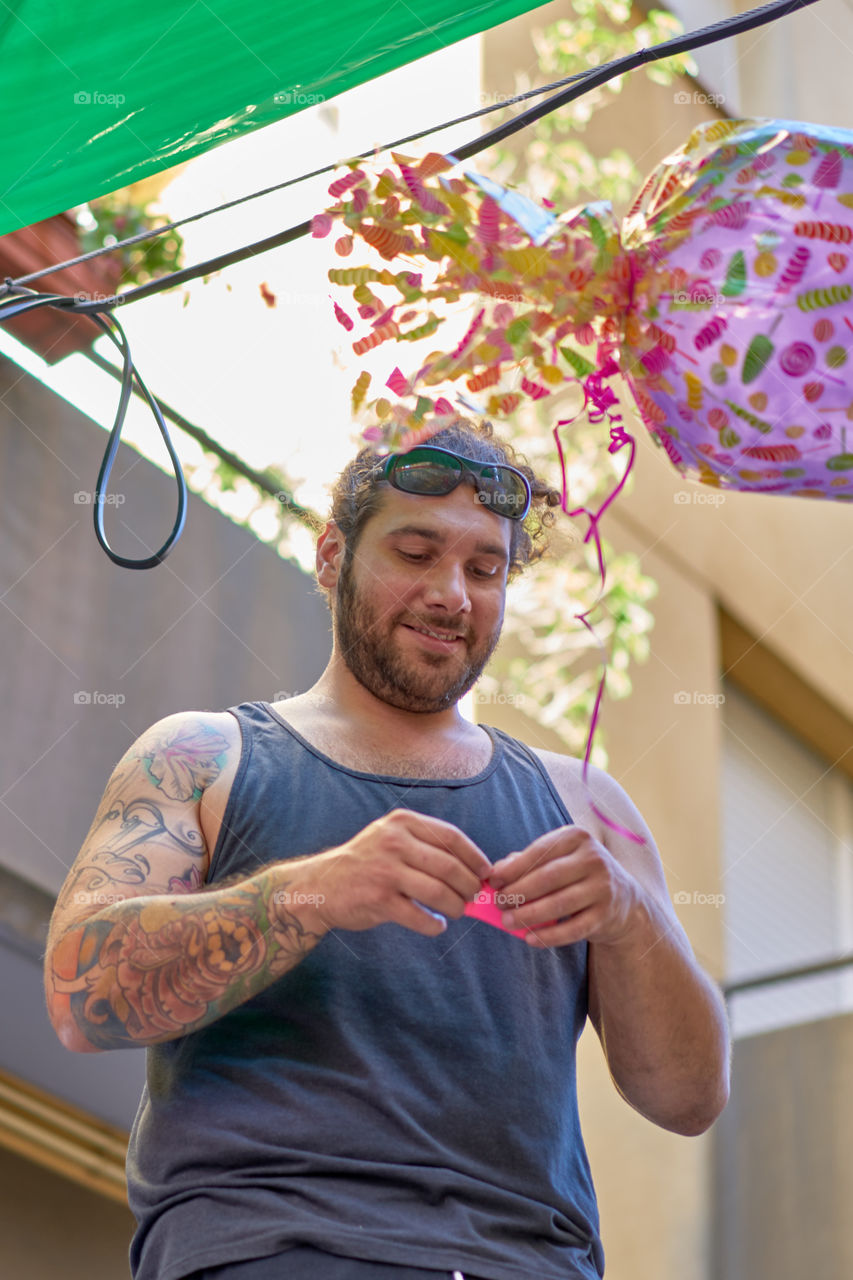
[382,445,532,522]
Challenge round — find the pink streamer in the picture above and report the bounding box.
[372,306,396,329]
[520,376,551,400]
[332,301,354,331]
[311,213,333,238]
[327,169,365,199]
[554,346,648,849]
[386,367,411,396]
[398,162,448,216]
[451,307,485,360]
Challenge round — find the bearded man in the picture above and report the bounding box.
[45,419,730,1280]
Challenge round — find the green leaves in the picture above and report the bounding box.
[78,192,185,290]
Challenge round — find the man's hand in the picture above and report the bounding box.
[307,809,493,936]
[488,824,644,949]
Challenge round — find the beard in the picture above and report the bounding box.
[332,552,503,713]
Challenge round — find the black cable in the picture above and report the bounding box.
[0,282,187,569]
[0,0,822,570]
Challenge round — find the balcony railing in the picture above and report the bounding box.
[722,952,853,998]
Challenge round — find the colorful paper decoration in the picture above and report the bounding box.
[316,118,853,501]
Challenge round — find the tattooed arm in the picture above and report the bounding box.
[44,711,328,1053]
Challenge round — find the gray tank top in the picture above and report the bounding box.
[126,701,604,1280]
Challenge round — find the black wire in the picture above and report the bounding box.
[0,0,823,569]
[0,282,187,569]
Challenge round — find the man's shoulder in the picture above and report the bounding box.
[507,742,627,839]
[128,706,242,752]
[520,743,609,839]
[525,743,582,782]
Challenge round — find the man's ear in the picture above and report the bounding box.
[316,520,346,591]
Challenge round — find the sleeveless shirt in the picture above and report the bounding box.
[125,701,605,1280]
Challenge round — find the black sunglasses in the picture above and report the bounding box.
[382,445,532,521]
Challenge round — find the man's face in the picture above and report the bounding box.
[331,482,512,713]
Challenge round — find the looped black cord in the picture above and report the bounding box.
[0,285,187,568]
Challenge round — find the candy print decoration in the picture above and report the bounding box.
[316,120,853,501]
[618,120,853,498]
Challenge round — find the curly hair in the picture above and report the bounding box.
[327,419,563,580]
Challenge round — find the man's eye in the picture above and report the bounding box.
[470,565,498,579]
[399,551,427,562]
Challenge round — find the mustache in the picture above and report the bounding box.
[402,615,470,639]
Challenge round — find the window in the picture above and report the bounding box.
[721,682,853,1037]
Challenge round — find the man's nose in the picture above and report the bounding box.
[421,560,471,614]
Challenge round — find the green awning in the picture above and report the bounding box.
[0,1,547,237]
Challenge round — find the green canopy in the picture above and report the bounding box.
[0,1,547,237]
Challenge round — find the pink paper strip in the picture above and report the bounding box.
[463,880,556,939]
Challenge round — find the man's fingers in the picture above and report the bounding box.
[490,825,586,886]
[401,867,476,920]
[400,898,448,936]
[502,883,587,930]
[405,811,492,879]
[493,857,582,907]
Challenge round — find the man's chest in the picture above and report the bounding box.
[300,726,494,780]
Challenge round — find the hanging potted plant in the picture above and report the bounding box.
[0,186,184,364]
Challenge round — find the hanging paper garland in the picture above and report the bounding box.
[315,118,853,502]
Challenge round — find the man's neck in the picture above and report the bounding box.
[299,659,475,744]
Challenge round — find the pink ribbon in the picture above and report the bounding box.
[554,347,648,849]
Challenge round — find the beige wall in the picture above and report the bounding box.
[713,1012,853,1279]
[0,1145,136,1280]
[480,4,853,1279]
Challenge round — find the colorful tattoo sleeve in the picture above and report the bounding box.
[45,716,326,1050]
